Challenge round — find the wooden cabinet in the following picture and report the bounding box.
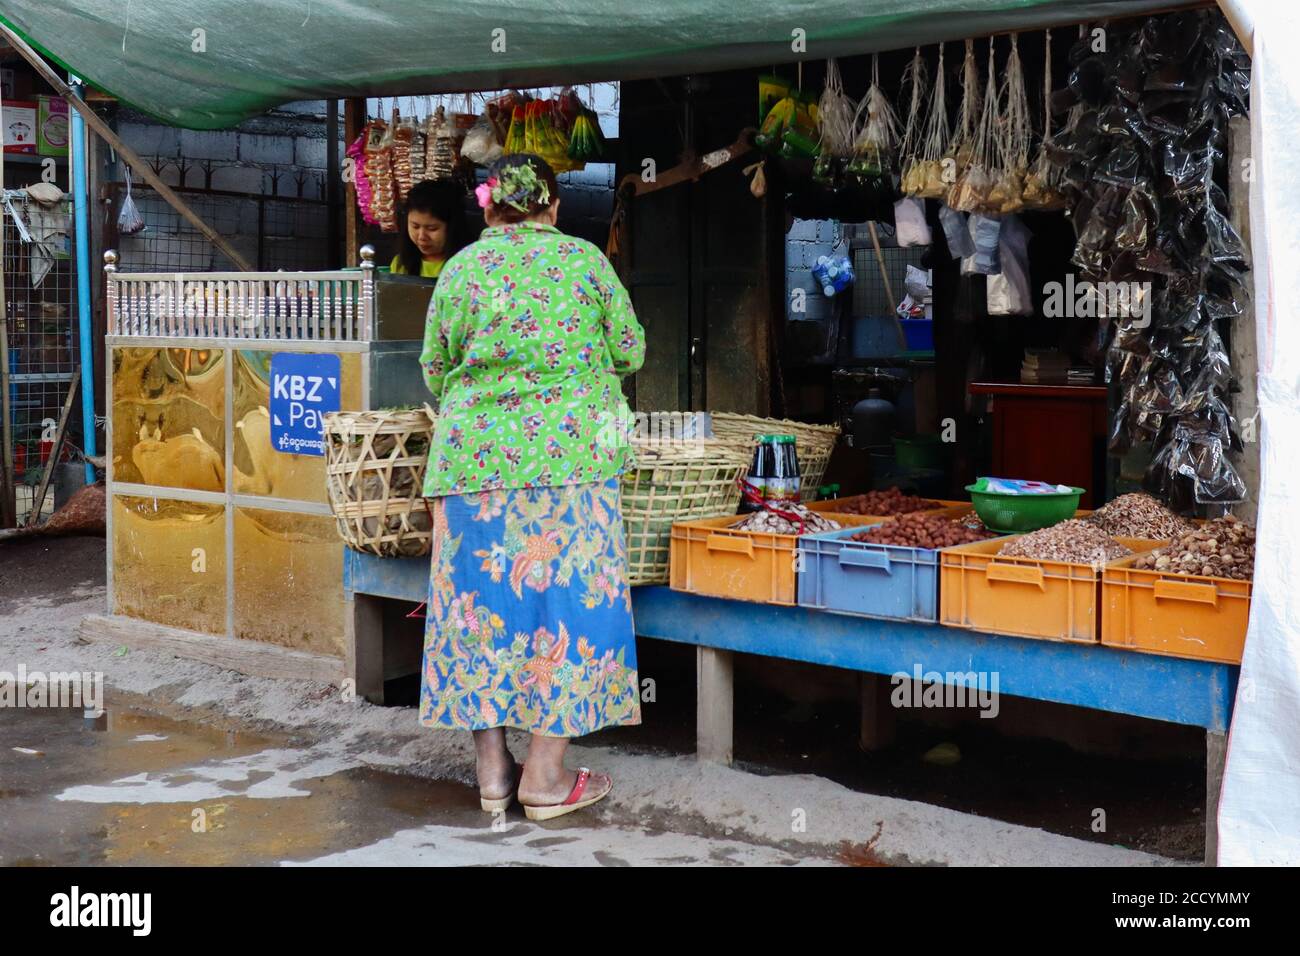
[969,383,1108,508]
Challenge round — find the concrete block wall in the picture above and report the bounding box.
[786,217,848,324]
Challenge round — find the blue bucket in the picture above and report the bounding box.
[900,318,934,351]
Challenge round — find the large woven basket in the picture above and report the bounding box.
[324,407,436,557]
[620,437,753,586]
[709,413,841,501]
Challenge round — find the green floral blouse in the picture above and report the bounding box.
[419,221,646,498]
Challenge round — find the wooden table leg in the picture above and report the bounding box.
[696,646,734,765]
[345,593,386,705]
[859,672,898,751]
[1205,729,1227,866]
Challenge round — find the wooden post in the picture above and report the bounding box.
[344,592,386,705]
[859,672,898,751]
[696,646,734,764]
[1206,729,1227,866]
[344,98,366,267]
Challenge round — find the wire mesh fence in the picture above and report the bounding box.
[1,189,79,525]
[104,182,335,273]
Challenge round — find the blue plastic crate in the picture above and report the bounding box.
[796,524,939,623]
[899,318,934,351]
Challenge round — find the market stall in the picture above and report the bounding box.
[6,0,1292,865]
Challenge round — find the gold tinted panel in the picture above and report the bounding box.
[112,495,226,634]
[232,506,344,657]
[231,350,363,503]
[111,347,226,491]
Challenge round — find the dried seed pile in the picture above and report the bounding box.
[732,504,842,536]
[1133,515,1255,580]
[1086,492,1194,540]
[998,519,1132,567]
[835,487,941,516]
[850,512,997,549]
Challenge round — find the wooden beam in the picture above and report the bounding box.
[80,613,344,684]
[344,97,366,267]
[1206,729,1227,866]
[0,104,13,529]
[0,21,254,272]
[696,646,735,764]
[615,130,755,199]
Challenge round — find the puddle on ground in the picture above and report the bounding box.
[0,706,478,866]
[0,706,831,866]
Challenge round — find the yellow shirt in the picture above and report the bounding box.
[389,255,445,279]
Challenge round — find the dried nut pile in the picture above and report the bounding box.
[998,519,1132,567]
[1086,492,1195,540]
[849,512,997,549]
[836,487,941,516]
[732,504,842,536]
[1133,515,1255,580]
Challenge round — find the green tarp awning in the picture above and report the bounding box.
[2,1,1188,129]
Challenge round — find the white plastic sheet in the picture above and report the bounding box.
[1216,0,1300,866]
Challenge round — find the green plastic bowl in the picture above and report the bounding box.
[965,484,1085,534]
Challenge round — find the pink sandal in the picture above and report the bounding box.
[522,767,612,821]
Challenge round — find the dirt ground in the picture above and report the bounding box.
[0,533,1198,866]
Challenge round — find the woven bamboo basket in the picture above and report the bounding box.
[324,407,436,557]
[620,437,754,586]
[709,413,841,501]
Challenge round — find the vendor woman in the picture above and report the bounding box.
[418,153,647,820]
[390,179,472,279]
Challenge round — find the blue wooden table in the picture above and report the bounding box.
[343,551,1235,862]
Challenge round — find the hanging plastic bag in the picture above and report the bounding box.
[897,48,929,195]
[949,38,1000,213]
[846,55,900,193]
[986,34,1031,215]
[893,196,931,247]
[117,168,146,236]
[987,215,1032,315]
[814,59,855,187]
[911,43,951,199]
[960,214,1002,275]
[939,204,974,258]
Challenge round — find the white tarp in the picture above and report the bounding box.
[1216,0,1300,866]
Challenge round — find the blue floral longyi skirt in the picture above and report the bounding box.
[419,479,642,738]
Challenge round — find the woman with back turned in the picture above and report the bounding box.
[417,153,646,820]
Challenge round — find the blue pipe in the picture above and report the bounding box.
[69,76,97,486]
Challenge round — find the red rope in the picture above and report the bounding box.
[737,477,808,534]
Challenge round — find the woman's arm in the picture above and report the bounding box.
[594,252,646,376]
[419,284,452,407]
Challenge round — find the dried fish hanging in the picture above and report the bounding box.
[913,43,951,199]
[847,54,900,193]
[423,105,444,176]
[813,58,856,188]
[987,33,1032,214]
[409,98,428,184]
[426,106,458,181]
[347,129,377,226]
[898,48,930,196]
[1023,30,1070,210]
[390,105,416,201]
[364,111,399,232]
[948,37,999,213]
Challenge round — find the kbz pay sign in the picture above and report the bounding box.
[269,352,341,456]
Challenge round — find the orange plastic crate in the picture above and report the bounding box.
[1101,555,1251,664]
[669,513,878,606]
[939,536,1162,644]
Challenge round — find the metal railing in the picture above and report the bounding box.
[104,245,377,342]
